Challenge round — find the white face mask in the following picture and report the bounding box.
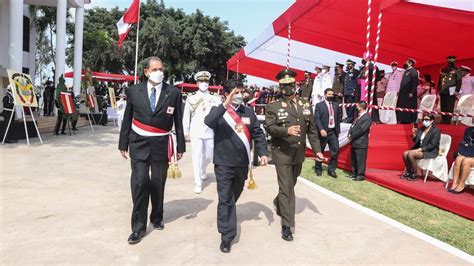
[198,82,209,92]
[392,66,397,72]
[422,120,432,127]
[232,93,243,106]
[148,70,164,84]
[321,69,328,74]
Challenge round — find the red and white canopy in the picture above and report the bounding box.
[227,0,474,82]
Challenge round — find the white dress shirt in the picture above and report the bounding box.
[147,81,162,108]
[325,100,335,129]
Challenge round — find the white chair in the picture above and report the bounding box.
[446,162,474,188]
[454,94,474,126]
[379,92,398,124]
[417,134,451,183]
[417,94,437,121]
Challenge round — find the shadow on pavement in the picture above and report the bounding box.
[234,201,274,244]
[163,198,214,224]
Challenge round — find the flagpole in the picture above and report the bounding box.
[133,0,141,84]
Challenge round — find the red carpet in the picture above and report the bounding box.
[307,124,474,220]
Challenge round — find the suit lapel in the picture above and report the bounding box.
[138,82,153,115]
[154,83,170,115]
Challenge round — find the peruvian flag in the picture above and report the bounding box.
[116,0,140,48]
[60,92,75,114]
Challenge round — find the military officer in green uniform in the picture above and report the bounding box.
[300,70,313,100]
[438,55,462,124]
[265,68,324,242]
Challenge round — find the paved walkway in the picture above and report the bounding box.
[0,127,470,264]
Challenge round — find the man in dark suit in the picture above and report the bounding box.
[119,57,186,245]
[314,88,341,178]
[347,101,372,181]
[204,79,268,253]
[396,58,419,124]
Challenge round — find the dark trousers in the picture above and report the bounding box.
[215,164,248,241]
[315,129,339,172]
[344,95,356,123]
[43,99,51,116]
[274,163,302,227]
[440,94,456,124]
[351,147,367,177]
[130,158,168,233]
[54,113,67,133]
[1,111,16,141]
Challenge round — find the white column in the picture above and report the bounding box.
[54,0,67,86]
[73,3,84,96]
[8,0,23,71]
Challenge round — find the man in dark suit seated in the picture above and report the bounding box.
[314,88,341,178]
[347,101,372,181]
[118,56,186,245]
[204,79,268,253]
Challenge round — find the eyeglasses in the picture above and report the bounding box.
[422,119,432,121]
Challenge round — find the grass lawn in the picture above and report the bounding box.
[300,160,474,255]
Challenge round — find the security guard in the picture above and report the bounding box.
[182,71,221,193]
[265,68,324,241]
[438,55,462,124]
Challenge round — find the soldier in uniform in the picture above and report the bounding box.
[54,75,68,135]
[300,71,313,100]
[182,71,221,193]
[344,59,360,123]
[438,56,462,124]
[1,86,18,143]
[204,79,268,253]
[332,62,345,104]
[265,69,324,242]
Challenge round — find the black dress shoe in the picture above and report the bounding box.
[281,226,293,241]
[406,174,419,181]
[347,172,356,179]
[153,221,165,230]
[353,176,365,181]
[315,170,322,176]
[60,131,66,135]
[401,172,411,179]
[127,231,145,245]
[451,188,465,194]
[328,170,338,178]
[220,240,231,253]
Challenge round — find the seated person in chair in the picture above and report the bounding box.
[449,127,474,194]
[402,114,440,181]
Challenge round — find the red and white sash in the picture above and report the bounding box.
[223,106,252,164]
[132,118,174,161]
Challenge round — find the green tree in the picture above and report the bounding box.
[73,0,245,84]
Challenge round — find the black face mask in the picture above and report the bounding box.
[326,96,334,102]
[448,62,455,68]
[243,97,250,103]
[403,63,408,69]
[281,85,296,96]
